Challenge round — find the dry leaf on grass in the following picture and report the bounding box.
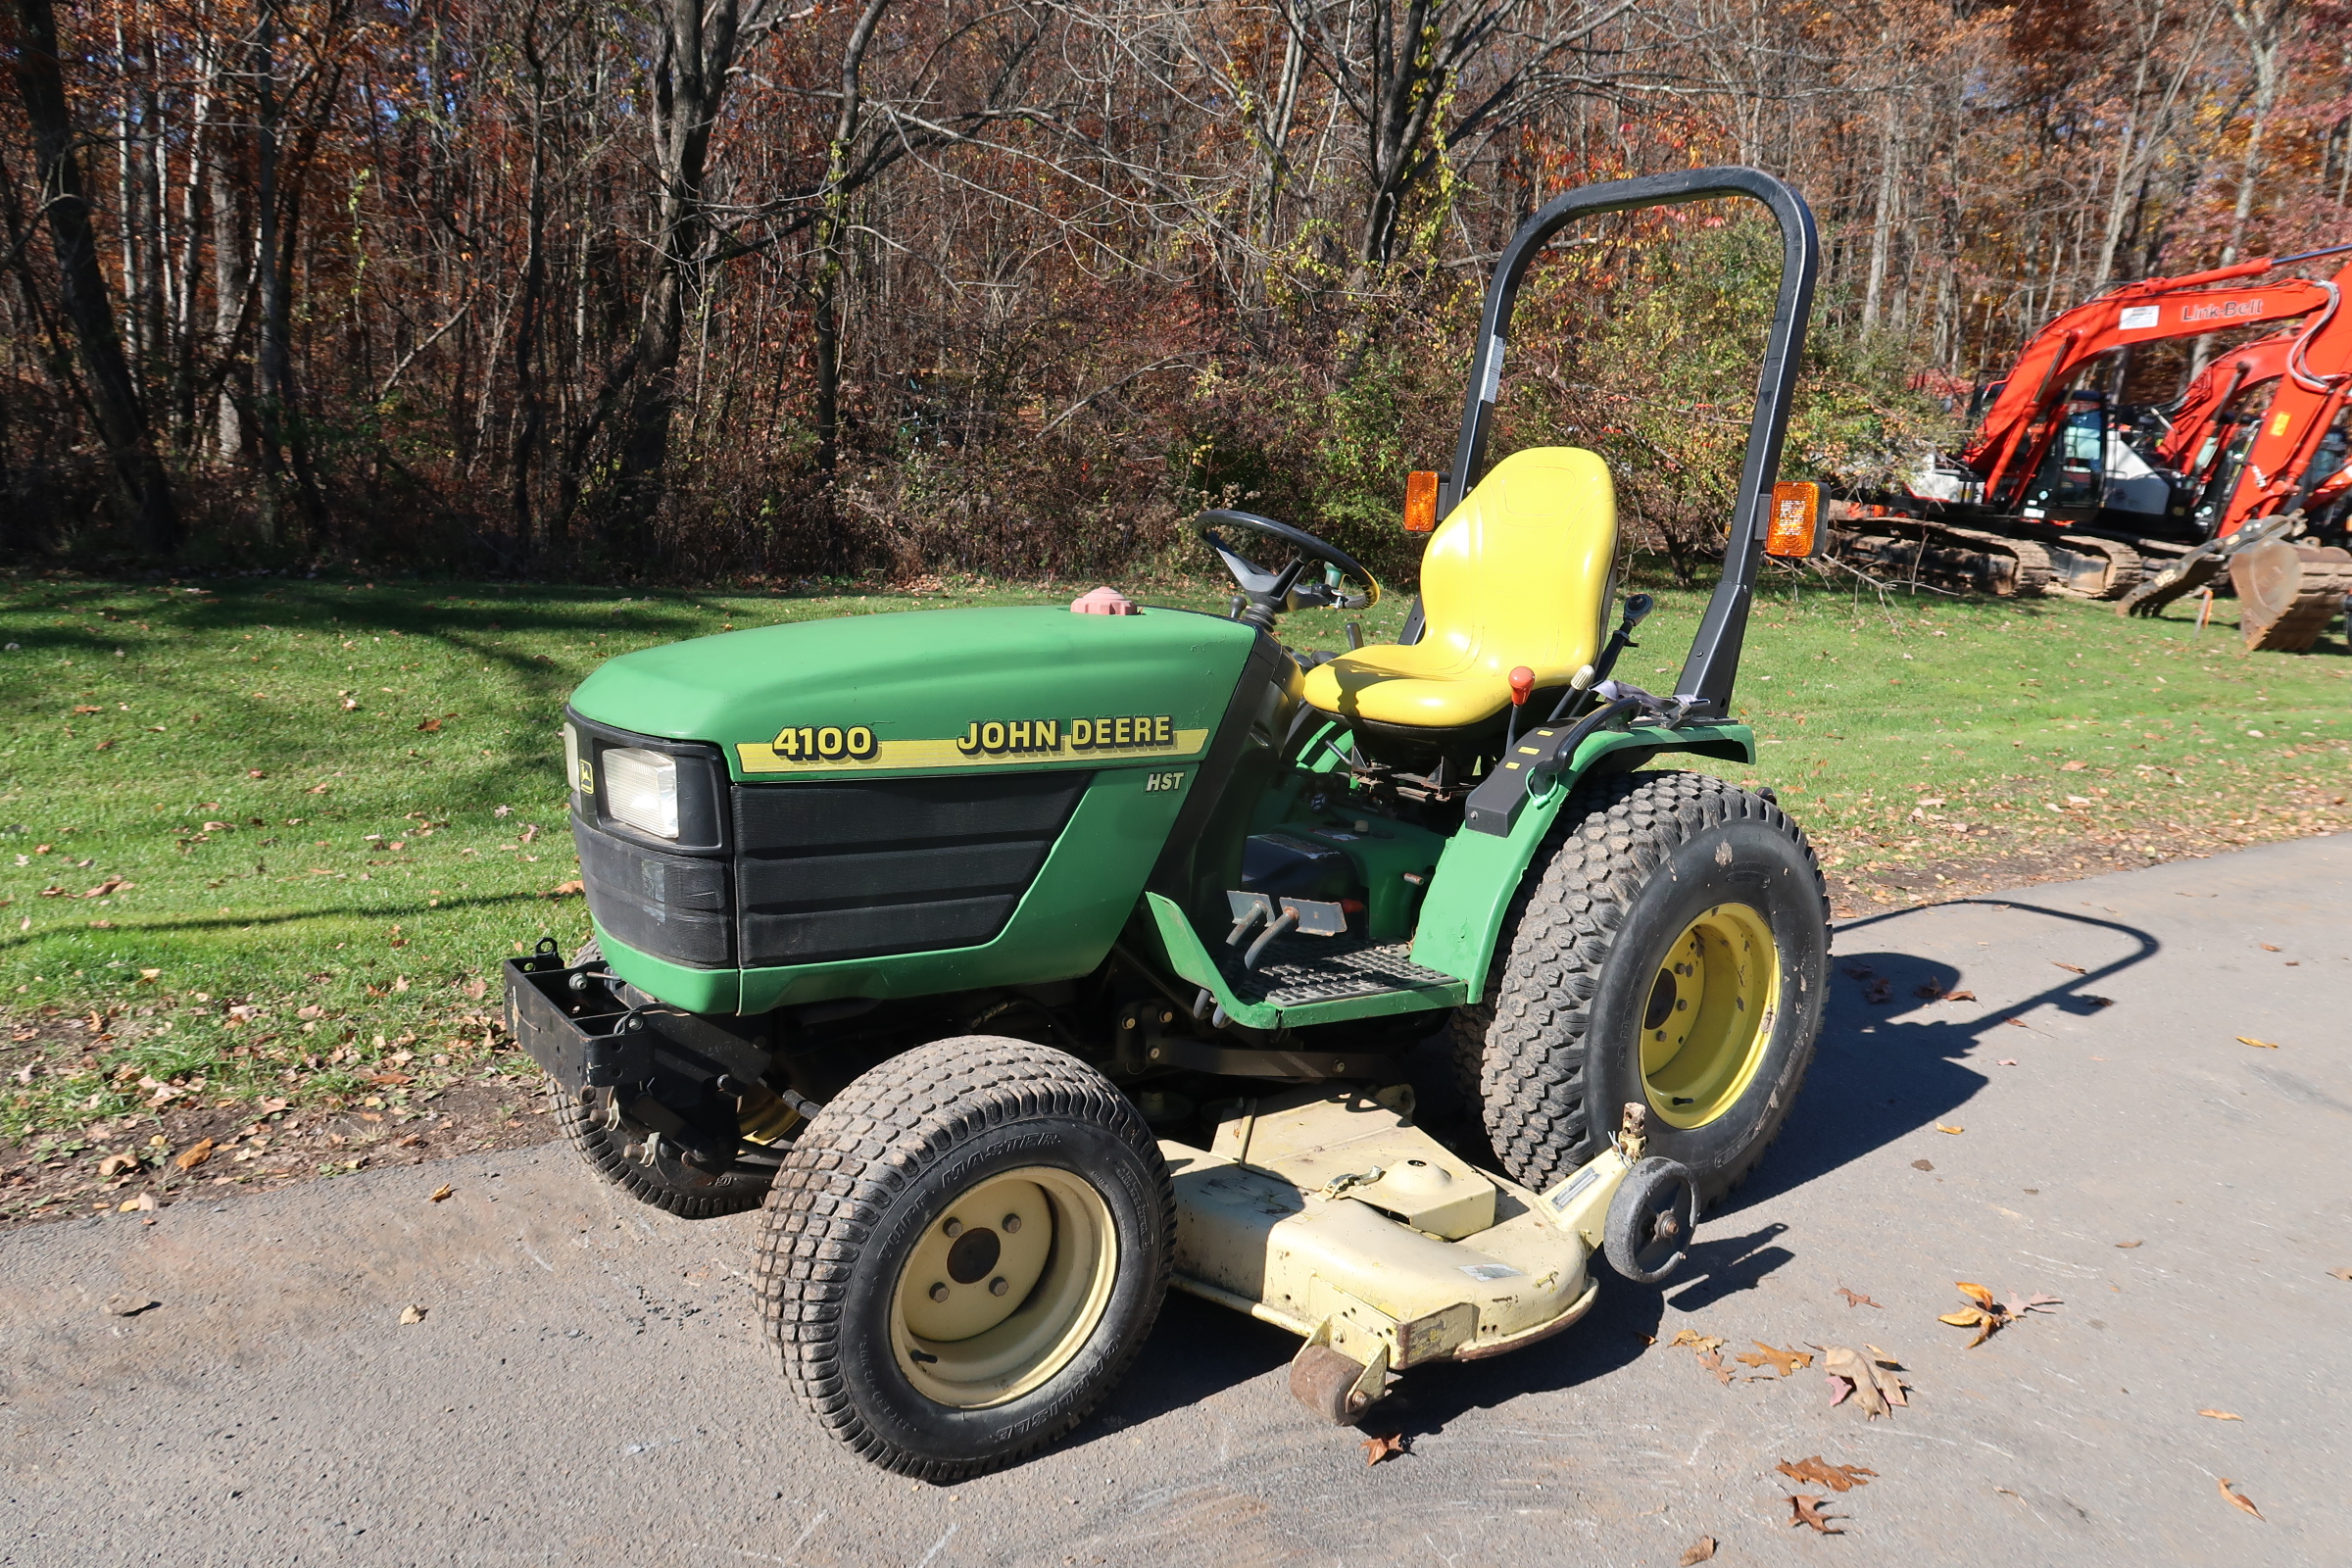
[2217,1478,2262,1519]
[2199,1409,2243,1421]
[428,1184,454,1203]
[1935,1123,1965,1135]
[172,1138,216,1172]
[1822,1345,1911,1418]
[1736,1342,1812,1377]
[1779,1457,1877,1493]
[399,1304,428,1325]
[1361,1432,1405,1467]
[117,1192,156,1213]
[2235,1036,2280,1050]
[1786,1494,1844,1534]
[1679,1538,1717,1566]
[1837,1287,1884,1309]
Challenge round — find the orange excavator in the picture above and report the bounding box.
[1836,243,2352,647]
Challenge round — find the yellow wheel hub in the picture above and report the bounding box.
[1638,902,1781,1129]
[889,1167,1118,1409]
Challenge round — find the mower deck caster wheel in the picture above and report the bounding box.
[1289,1344,1382,1426]
[1604,1156,1697,1284]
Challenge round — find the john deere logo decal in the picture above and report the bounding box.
[736,713,1204,775]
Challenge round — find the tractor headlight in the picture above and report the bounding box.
[602,747,680,840]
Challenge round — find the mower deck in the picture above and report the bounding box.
[1162,1086,1635,1419]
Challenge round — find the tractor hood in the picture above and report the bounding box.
[569,603,1260,781]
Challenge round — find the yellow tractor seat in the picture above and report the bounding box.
[1302,447,1619,737]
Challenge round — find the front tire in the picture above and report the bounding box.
[755,1037,1172,1481]
[1453,770,1829,1204]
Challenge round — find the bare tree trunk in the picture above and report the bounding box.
[607,0,744,555]
[811,0,892,474]
[1861,93,1898,334]
[511,12,551,557]
[10,0,178,553]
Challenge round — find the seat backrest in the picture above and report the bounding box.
[1417,446,1618,681]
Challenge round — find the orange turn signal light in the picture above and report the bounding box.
[1403,470,1439,533]
[1765,481,1820,559]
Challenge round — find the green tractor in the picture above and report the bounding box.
[506,168,1830,1480]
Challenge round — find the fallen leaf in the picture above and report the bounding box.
[1864,979,1892,1004]
[1361,1432,1405,1467]
[2059,759,2086,771]
[2235,1036,2280,1050]
[428,1184,454,1203]
[2116,1240,2144,1250]
[1778,1456,1878,1493]
[1996,1057,2020,1066]
[1696,1350,1733,1386]
[1841,965,1877,979]
[1942,989,1976,1002]
[2199,1410,2243,1421]
[173,1138,216,1172]
[2005,1292,2063,1317]
[1668,1329,1726,1353]
[103,1294,158,1316]
[548,879,585,898]
[416,717,442,732]
[1821,1344,1910,1418]
[1936,1123,1965,1135]
[1735,1342,1812,1377]
[1837,1288,1884,1309]
[1787,1494,1843,1535]
[1911,1158,1934,1171]
[97,1152,138,1177]
[2052,961,2086,974]
[1678,1538,1717,1566]
[2082,995,2114,1008]
[118,1192,157,1212]
[2329,1267,2352,1282]
[399,1304,428,1325]
[2218,1478,2262,1520]
[2005,1017,2031,1028]
[2259,943,2280,952]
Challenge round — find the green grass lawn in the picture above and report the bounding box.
[3,566,2347,1156]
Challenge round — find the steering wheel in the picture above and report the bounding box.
[1194,509,1382,633]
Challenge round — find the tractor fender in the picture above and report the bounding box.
[1407,723,1756,999]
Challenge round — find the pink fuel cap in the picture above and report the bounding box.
[1070,586,1139,615]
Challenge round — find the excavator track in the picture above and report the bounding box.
[1838,522,2055,597]
[2050,535,2144,600]
[2230,542,2352,652]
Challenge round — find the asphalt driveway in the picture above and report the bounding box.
[4,837,2347,1566]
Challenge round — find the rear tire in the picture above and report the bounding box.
[755,1036,1172,1481]
[1452,770,1829,1205]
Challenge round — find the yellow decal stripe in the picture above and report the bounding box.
[736,729,1210,776]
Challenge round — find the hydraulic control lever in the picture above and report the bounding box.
[1550,592,1654,723]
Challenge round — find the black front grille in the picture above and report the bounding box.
[574,823,734,966]
[733,773,1089,966]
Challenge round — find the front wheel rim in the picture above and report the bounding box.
[888,1166,1118,1409]
[1637,900,1781,1130]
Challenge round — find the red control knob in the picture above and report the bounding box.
[1508,666,1535,707]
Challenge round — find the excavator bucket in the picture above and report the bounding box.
[2230,539,2352,652]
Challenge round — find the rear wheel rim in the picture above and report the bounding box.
[888,1166,1118,1409]
[1638,901,1781,1130]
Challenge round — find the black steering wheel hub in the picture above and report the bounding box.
[1195,510,1382,633]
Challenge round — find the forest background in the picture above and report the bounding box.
[2,0,2348,585]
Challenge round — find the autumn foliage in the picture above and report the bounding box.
[3,0,2347,579]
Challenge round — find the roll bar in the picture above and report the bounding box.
[1443,167,1818,721]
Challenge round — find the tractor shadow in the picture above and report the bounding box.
[1719,899,2162,1214]
[1078,898,2165,1452]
